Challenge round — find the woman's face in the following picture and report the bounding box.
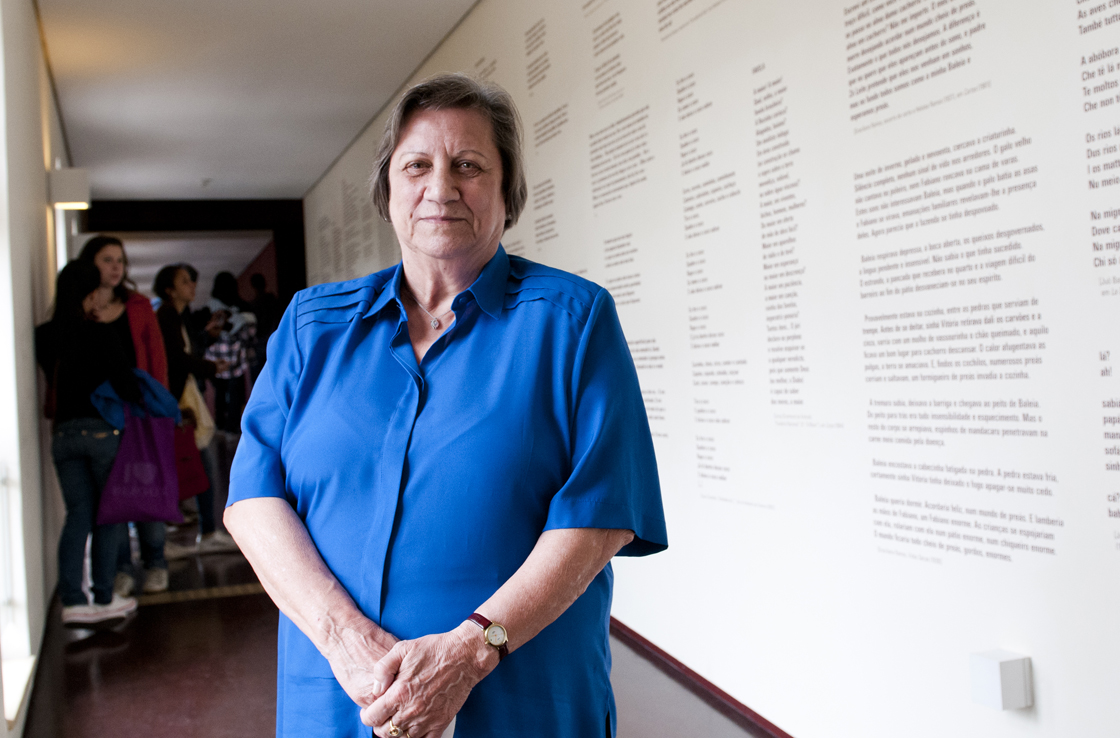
[92,244,126,290]
[169,268,197,305]
[387,107,506,265]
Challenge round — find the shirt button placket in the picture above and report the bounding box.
[370,321,426,619]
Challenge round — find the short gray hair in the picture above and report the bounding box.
[370,73,528,230]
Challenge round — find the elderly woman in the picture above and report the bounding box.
[225,73,666,738]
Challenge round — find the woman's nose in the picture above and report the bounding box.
[425,163,460,203]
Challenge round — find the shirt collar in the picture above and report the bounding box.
[362,245,509,321]
[463,245,509,320]
[363,263,405,320]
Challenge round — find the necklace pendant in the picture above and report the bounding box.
[430,318,439,329]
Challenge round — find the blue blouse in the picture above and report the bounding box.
[228,246,667,738]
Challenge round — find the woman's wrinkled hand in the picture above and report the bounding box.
[323,617,400,712]
[362,623,496,737]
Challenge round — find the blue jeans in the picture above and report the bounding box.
[52,418,125,606]
[117,520,167,575]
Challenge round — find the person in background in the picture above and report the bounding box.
[248,273,280,380]
[77,235,171,596]
[159,263,220,527]
[205,271,255,435]
[165,264,221,353]
[152,264,240,556]
[35,261,140,627]
[211,270,253,315]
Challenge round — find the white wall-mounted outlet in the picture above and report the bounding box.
[970,650,1033,710]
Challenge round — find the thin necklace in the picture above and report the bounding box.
[404,286,454,329]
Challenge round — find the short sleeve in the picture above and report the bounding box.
[227,292,304,506]
[543,289,668,556]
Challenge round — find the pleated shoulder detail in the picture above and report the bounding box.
[295,270,393,330]
[504,255,600,325]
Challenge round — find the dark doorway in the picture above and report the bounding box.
[85,200,305,305]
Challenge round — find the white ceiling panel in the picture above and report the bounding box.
[40,0,478,199]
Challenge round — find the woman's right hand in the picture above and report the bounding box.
[324,615,400,709]
[224,498,402,713]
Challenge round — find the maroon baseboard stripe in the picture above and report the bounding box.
[610,617,794,738]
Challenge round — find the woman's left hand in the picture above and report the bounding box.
[362,622,496,737]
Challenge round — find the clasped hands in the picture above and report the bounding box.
[328,620,498,738]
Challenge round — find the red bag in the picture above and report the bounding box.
[174,423,210,500]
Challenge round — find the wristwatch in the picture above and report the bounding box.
[467,613,508,661]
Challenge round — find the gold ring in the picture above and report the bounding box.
[387,719,401,737]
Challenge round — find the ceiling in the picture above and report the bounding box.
[40,0,478,200]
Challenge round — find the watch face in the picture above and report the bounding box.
[486,624,507,646]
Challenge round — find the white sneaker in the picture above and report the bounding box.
[61,594,138,629]
[198,530,240,555]
[163,539,198,560]
[113,572,135,597]
[142,567,168,593]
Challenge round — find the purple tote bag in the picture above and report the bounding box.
[97,407,183,525]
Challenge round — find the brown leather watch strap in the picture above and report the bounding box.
[467,613,508,661]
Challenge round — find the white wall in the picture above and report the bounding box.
[37,72,67,663]
[304,1,1120,736]
[0,0,69,732]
